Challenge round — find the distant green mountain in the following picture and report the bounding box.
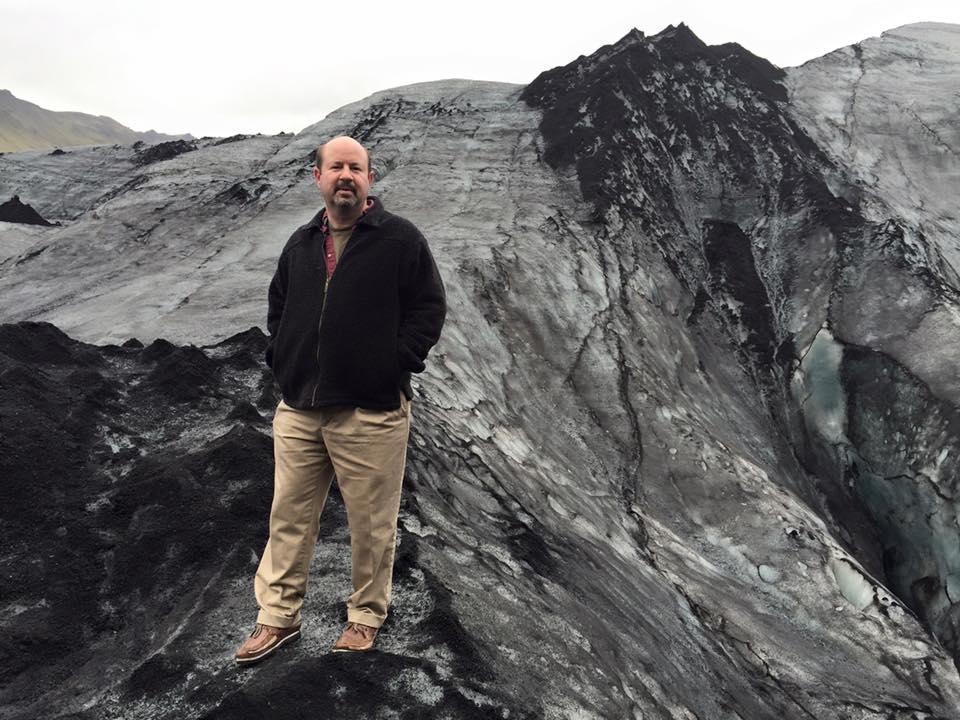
[0,89,190,152]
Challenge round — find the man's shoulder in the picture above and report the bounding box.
[370,204,425,244]
[280,211,324,257]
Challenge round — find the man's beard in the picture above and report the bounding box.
[332,184,361,208]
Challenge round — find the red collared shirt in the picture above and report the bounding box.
[321,199,375,281]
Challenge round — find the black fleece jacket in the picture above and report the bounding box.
[265,196,446,410]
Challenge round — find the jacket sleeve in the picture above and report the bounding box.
[265,253,287,369]
[397,230,446,374]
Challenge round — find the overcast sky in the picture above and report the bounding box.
[2,0,957,138]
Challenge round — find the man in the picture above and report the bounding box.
[235,136,446,663]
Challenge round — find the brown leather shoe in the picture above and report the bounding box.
[235,622,301,665]
[332,622,378,652]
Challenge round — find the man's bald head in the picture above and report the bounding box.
[314,136,372,174]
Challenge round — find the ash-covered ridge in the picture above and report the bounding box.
[2,23,960,720]
[0,322,505,719]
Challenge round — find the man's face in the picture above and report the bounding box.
[313,138,373,212]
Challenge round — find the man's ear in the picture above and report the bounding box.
[313,166,322,187]
[367,170,375,185]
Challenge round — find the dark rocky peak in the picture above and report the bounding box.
[0,194,55,226]
[0,320,95,365]
[650,21,709,54]
[522,21,804,222]
[651,23,784,95]
[710,41,788,100]
[211,325,268,351]
[203,326,269,372]
[527,23,782,107]
[620,26,645,44]
[141,336,181,360]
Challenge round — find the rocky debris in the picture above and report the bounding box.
[213,134,254,146]
[0,322,524,719]
[215,177,271,206]
[701,219,781,378]
[0,194,54,226]
[134,139,198,165]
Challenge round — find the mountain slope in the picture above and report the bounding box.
[0,89,187,152]
[1,23,960,720]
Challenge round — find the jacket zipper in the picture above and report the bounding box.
[311,280,329,406]
[311,226,360,406]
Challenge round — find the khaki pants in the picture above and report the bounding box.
[254,393,411,629]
